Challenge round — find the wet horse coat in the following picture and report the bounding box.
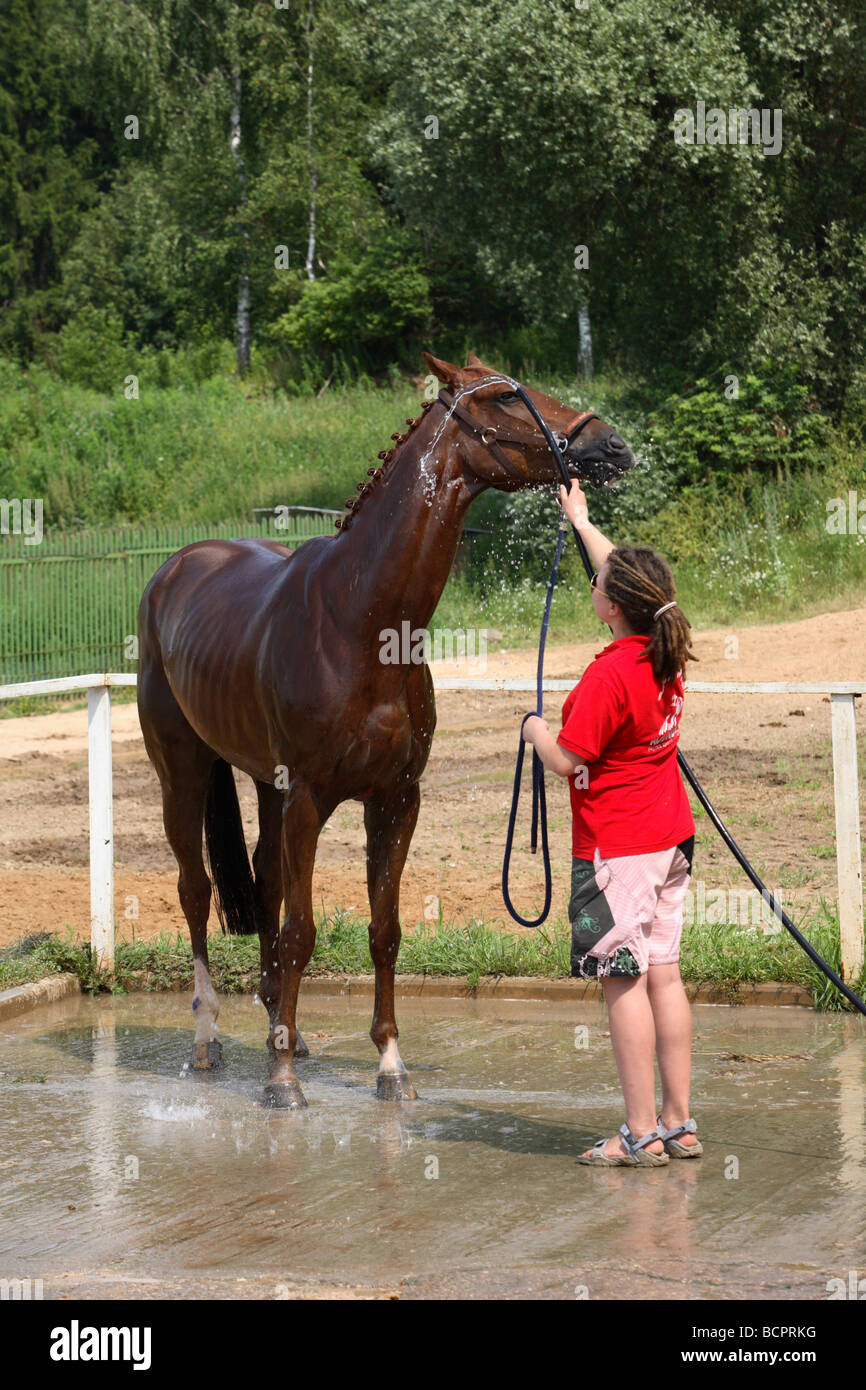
[137,353,635,1106]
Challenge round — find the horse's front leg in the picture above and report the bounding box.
[264,778,326,1109]
[364,783,421,1101]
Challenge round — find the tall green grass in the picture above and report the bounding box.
[2,905,863,1009]
[2,361,864,634]
[0,362,419,527]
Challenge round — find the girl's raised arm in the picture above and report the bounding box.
[559,480,615,573]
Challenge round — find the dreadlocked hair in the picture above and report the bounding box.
[604,545,696,685]
[334,397,438,532]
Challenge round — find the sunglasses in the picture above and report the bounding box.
[590,572,609,598]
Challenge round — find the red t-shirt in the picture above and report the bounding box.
[557,632,694,858]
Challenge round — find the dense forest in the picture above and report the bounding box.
[2,0,865,402]
[1,0,865,637]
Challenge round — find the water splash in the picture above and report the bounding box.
[142,1099,209,1124]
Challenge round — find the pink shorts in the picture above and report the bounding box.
[569,838,693,978]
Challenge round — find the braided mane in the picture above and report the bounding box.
[334,397,438,532]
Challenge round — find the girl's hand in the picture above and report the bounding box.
[559,479,589,529]
[522,715,549,743]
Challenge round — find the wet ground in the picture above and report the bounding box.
[1,992,864,1300]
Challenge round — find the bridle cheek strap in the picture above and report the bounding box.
[437,390,598,481]
[437,388,527,481]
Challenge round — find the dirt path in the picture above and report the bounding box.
[1,608,863,949]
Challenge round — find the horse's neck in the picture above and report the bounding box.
[331,408,477,635]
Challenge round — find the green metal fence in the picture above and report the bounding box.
[0,513,337,683]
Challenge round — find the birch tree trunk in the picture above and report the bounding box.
[304,0,317,282]
[577,300,593,379]
[230,64,251,374]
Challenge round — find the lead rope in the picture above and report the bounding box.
[499,387,866,1016]
[501,516,567,927]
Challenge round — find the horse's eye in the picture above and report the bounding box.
[499,392,519,404]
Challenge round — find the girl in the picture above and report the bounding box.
[522,479,701,1168]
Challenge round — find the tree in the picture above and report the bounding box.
[0,0,99,353]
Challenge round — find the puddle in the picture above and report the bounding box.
[0,991,864,1299]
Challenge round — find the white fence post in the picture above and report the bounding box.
[88,685,115,969]
[831,694,864,982]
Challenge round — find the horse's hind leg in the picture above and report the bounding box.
[138,667,220,1069]
[169,766,224,1070]
[264,776,328,1109]
[253,780,309,1059]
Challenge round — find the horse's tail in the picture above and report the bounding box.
[204,759,257,936]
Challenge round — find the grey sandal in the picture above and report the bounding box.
[578,1122,670,1167]
[657,1115,703,1158]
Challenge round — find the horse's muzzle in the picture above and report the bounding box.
[566,428,635,486]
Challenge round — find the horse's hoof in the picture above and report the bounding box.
[294,1034,310,1059]
[377,1072,419,1102]
[191,1039,223,1071]
[264,1080,308,1110]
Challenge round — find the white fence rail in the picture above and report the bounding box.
[1,673,863,981]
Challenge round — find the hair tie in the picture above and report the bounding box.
[654,601,677,620]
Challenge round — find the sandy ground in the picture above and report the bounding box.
[0,607,863,949]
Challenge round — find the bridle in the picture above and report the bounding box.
[437,382,598,483]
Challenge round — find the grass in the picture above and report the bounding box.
[2,363,864,614]
[1,367,864,712]
[0,369,421,528]
[2,904,864,1011]
[430,508,866,649]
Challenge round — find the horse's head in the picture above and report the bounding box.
[422,351,635,491]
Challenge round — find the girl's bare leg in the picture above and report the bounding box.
[646,962,698,1147]
[580,973,664,1157]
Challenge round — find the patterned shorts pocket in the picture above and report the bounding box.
[569,858,641,979]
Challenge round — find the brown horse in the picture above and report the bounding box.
[137,352,635,1107]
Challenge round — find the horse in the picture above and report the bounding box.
[137,351,635,1107]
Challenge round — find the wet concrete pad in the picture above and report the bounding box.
[0,992,863,1300]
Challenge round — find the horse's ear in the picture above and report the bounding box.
[422,351,461,387]
[466,351,484,367]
